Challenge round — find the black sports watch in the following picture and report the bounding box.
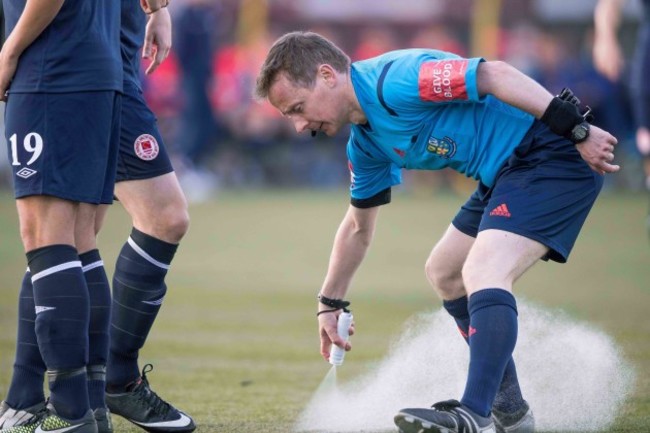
[569,121,590,143]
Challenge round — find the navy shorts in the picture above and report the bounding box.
[452,120,604,263]
[5,91,121,204]
[116,85,173,182]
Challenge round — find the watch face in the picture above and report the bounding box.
[572,123,589,142]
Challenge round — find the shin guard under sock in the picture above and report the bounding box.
[28,245,90,420]
[107,228,177,389]
[460,289,518,417]
[5,271,46,409]
[80,249,111,410]
[444,296,524,413]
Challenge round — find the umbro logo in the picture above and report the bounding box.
[16,167,38,179]
[489,203,511,218]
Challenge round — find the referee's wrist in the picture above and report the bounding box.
[317,292,351,312]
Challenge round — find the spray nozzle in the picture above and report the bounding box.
[329,311,353,366]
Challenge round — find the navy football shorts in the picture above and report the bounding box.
[5,91,121,204]
[452,120,604,263]
[116,86,173,182]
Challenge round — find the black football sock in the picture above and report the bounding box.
[106,228,177,390]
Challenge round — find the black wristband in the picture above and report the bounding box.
[317,293,351,312]
[540,97,584,137]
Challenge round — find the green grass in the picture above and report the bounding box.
[0,189,649,432]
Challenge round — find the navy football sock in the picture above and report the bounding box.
[80,249,111,410]
[107,228,177,389]
[28,245,90,420]
[443,296,524,413]
[5,271,46,409]
[460,289,518,417]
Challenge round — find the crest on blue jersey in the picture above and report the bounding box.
[427,136,457,159]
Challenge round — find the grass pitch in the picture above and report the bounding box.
[0,188,648,432]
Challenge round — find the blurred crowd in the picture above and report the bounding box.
[0,0,646,200]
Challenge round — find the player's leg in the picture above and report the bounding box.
[459,229,547,419]
[106,175,192,432]
[397,230,544,433]
[2,90,120,433]
[0,271,47,428]
[75,204,113,433]
[0,205,112,431]
[106,173,189,390]
[16,196,92,422]
[426,190,528,419]
[104,87,194,432]
[425,224,473,302]
[0,202,77,428]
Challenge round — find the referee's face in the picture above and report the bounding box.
[268,68,349,137]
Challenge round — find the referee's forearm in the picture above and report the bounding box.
[321,215,374,300]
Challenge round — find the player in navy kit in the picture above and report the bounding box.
[255,32,619,433]
[0,0,121,432]
[594,0,650,235]
[0,1,195,433]
[103,2,194,432]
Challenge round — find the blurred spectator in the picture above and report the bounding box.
[594,0,650,191]
[499,21,544,77]
[174,0,220,170]
[353,27,398,60]
[211,32,289,185]
[408,24,467,56]
[168,0,222,199]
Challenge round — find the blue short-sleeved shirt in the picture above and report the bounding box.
[347,49,535,200]
[121,0,147,91]
[3,0,122,93]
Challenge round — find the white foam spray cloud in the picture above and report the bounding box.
[294,301,635,433]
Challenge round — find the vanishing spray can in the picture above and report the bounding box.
[329,311,353,366]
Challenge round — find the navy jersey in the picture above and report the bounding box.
[631,0,650,128]
[121,0,147,91]
[347,49,534,200]
[2,0,121,93]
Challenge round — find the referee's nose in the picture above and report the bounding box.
[293,117,310,134]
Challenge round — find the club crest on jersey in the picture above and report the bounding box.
[427,136,456,159]
[134,134,159,161]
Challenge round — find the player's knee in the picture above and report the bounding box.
[151,205,190,244]
[424,255,463,298]
[461,259,499,294]
[19,222,38,251]
[164,207,190,243]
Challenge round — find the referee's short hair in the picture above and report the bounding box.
[255,31,350,100]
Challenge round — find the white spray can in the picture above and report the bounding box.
[329,311,353,366]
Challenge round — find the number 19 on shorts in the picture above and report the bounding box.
[9,132,44,167]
